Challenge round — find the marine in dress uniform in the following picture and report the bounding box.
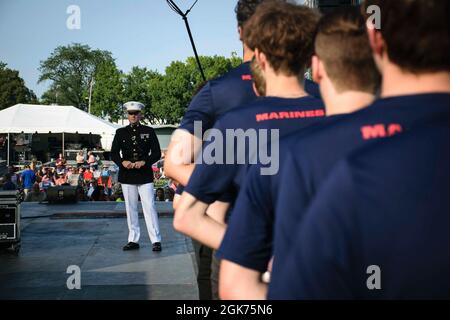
[111,102,162,251]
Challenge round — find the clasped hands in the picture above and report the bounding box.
[122,161,146,169]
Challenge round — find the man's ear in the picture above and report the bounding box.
[255,48,267,73]
[367,27,386,72]
[312,55,322,84]
[367,28,385,58]
[238,26,243,41]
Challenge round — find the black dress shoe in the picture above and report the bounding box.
[123,242,140,251]
[152,242,162,252]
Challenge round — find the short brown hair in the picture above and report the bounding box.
[243,1,320,76]
[362,0,450,74]
[315,7,381,93]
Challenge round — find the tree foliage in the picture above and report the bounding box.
[38,43,113,110]
[122,67,161,121]
[90,59,123,122]
[149,60,194,124]
[40,83,74,106]
[36,44,242,124]
[149,54,243,124]
[0,62,37,111]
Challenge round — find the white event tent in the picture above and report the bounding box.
[0,104,121,165]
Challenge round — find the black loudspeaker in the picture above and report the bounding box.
[0,191,21,254]
[46,186,78,204]
[0,206,19,241]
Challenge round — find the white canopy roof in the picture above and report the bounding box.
[0,104,120,135]
[0,104,121,151]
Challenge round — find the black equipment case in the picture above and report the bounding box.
[46,185,78,204]
[0,191,21,254]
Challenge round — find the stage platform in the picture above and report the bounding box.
[0,201,199,300]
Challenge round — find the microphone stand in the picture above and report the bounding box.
[166,0,206,82]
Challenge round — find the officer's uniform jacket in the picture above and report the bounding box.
[111,123,161,185]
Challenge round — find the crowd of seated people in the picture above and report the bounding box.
[1,151,176,203]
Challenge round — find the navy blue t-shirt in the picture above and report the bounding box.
[304,79,321,100]
[184,96,325,206]
[179,62,256,135]
[219,93,450,274]
[269,93,450,298]
[216,116,343,271]
[269,121,450,299]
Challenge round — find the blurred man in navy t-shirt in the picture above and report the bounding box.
[217,7,381,300]
[174,2,323,300]
[165,0,272,300]
[270,0,450,299]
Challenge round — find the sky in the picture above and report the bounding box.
[0,0,275,98]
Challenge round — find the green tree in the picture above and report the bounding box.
[149,54,243,124]
[122,66,161,122]
[38,43,113,110]
[149,61,193,124]
[40,83,74,106]
[0,62,37,110]
[90,59,123,122]
[186,54,243,84]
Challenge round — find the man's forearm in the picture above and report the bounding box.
[193,215,226,250]
[165,129,202,185]
[219,260,269,300]
[175,205,226,249]
[250,280,268,300]
[206,201,230,225]
[225,280,267,300]
[174,192,226,249]
[110,134,123,167]
[145,144,161,166]
[166,163,195,187]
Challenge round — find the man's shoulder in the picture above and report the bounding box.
[212,62,250,81]
[209,62,251,89]
[116,125,154,133]
[115,127,127,134]
[290,114,360,151]
[213,106,253,129]
[216,98,263,122]
[348,122,450,171]
[139,125,155,133]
